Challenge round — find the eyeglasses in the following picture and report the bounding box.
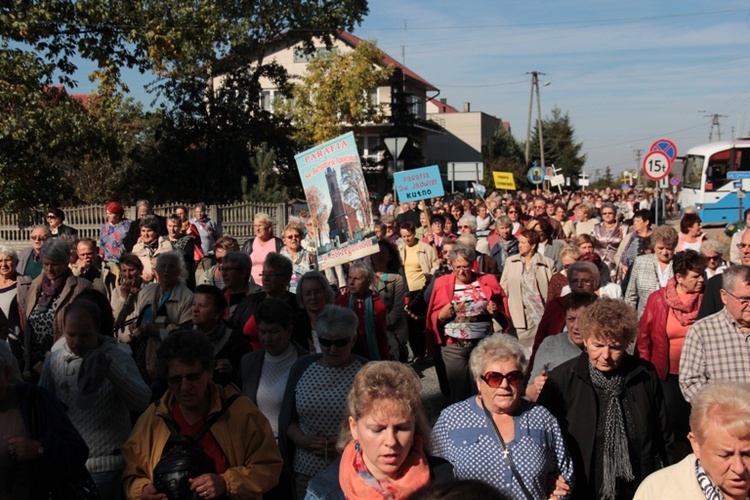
[706,255,721,261]
[167,371,206,386]
[318,337,351,348]
[737,243,750,250]
[480,370,524,388]
[724,289,750,307]
[458,225,472,229]
[30,235,46,241]
[285,234,300,240]
[46,214,58,219]
[507,210,518,214]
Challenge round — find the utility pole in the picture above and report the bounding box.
[525,71,547,172]
[633,148,643,173]
[703,112,728,142]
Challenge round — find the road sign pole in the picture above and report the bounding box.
[655,185,659,225]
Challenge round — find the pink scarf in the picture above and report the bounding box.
[664,278,702,326]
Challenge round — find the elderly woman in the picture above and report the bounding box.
[0,246,21,340]
[378,193,396,217]
[547,245,582,302]
[132,215,173,283]
[700,239,728,279]
[500,229,554,351]
[242,212,283,285]
[638,249,707,460]
[45,207,78,239]
[122,330,283,500]
[296,271,336,352]
[280,219,314,294]
[0,340,91,498]
[307,361,454,499]
[618,209,653,276]
[189,202,221,257]
[197,236,242,289]
[426,244,508,403]
[489,216,519,278]
[112,253,145,343]
[399,221,438,361]
[131,252,193,384]
[20,238,90,380]
[633,382,750,500]
[99,201,131,264]
[539,297,671,500]
[334,262,389,361]
[625,225,679,319]
[592,202,625,280]
[505,200,524,237]
[279,305,366,499]
[675,212,705,252]
[432,335,573,499]
[573,203,596,237]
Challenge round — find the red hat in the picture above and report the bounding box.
[106,202,124,216]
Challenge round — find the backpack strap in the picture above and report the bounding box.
[160,392,242,442]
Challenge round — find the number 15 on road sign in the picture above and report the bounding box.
[643,151,671,181]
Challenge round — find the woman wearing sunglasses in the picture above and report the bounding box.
[432,334,573,499]
[539,297,671,500]
[279,305,366,499]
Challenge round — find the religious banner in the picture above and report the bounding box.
[394,165,444,203]
[295,132,378,270]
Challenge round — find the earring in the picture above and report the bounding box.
[354,441,360,452]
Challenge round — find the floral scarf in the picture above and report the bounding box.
[664,278,702,327]
[38,271,69,310]
[339,437,430,500]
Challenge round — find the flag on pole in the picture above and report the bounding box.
[472,182,486,197]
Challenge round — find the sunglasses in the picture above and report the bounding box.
[318,337,350,348]
[480,370,524,388]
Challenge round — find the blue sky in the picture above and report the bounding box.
[72,0,750,179]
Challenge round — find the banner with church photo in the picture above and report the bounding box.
[295,131,378,271]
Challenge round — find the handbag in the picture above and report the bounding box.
[153,394,240,499]
[26,385,101,499]
[480,400,534,500]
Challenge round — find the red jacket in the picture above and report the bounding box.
[637,288,703,380]
[425,273,509,357]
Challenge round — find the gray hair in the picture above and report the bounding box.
[155,251,188,285]
[689,382,750,443]
[469,334,528,379]
[456,234,478,249]
[0,245,18,264]
[722,264,750,293]
[568,261,601,284]
[296,271,336,308]
[316,304,358,340]
[495,216,512,229]
[349,262,375,288]
[136,199,151,210]
[458,214,477,232]
[700,238,725,257]
[194,202,207,211]
[448,244,477,265]
[253,212,273,227]
[31,225,51,238]
[40,238,72,263]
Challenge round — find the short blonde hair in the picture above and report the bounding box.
[651,225,678,250]
[338,361,430,451]
[253,212,273,228]
[560,245,581,262]
[690,382,750,443]
[577,297,638,345]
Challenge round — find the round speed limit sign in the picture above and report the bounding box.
[642,151,671,181]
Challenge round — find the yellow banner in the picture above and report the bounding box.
[493,172,516,190]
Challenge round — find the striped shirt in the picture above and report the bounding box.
[679,308,750,402]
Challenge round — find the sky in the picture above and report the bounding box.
[70,0,750,180]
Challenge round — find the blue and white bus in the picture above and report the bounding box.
[680,137,750,224]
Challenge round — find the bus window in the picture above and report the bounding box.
[683,155,703,189]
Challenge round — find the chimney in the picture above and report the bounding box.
[440,98,447,104]
[463,102,470,112]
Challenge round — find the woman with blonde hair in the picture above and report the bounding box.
[306,361,453,499]
[242,212,283,284]
[280,218,314,294]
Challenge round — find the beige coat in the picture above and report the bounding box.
[398,241,439,282]
[500,253,554,330]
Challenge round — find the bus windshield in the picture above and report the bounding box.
[683,155,704,189]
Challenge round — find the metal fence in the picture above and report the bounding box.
[0,201,306,250]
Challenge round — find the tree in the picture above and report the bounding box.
[340,161,373,228]
[278,40,394,148]
[590,166,619,190]
[244,142,288,203]
[528,106,586,180]
[483,125,527,189]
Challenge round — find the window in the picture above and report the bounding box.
[682,155,704,189]
[356,135,382,161]
[405,94,423,119]
[260,89,279,112]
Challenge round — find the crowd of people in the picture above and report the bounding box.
[0,188,748,500]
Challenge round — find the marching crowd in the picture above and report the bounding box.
[0,189,748,500]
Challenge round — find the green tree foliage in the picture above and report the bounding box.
[279,40,393,148]
[484,125,527,189]
[1,0,370,209]
[590,166,619,190]
[528,106,586,180]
